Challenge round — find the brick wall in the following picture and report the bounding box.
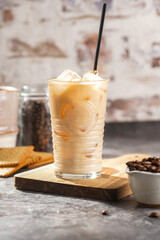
[0,0,160,122]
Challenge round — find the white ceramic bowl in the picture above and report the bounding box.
[126,167,160,207]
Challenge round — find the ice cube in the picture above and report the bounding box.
[83,71,108,93]
[83,71,103,81]
[57,69,81,81]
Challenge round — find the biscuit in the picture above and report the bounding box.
[0,146,30,167]
[27,158,54,169]
[26,151,54,166]
[0,146,34,177]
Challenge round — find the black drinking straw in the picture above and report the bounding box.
[93,3,107,71]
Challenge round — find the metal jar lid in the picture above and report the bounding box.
[21,84,48,97]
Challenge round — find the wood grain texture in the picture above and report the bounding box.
[15,153,150,201]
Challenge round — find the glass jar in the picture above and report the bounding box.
[0,86,19,147]
[19,84,53,152]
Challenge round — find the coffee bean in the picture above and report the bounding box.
[142,158,147,161]
[130,167,137,171]
[102,210,109,216]
[132,163,139,168]
[151,166,157,172]
[142,161,151,166]
[138,165,147,171]
[152,160,160,167]
[126,161,134,166]
[146,165,152,171]
[149,212,160,218]
[135,160,141,164]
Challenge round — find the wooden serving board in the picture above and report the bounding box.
[15,154,149,201]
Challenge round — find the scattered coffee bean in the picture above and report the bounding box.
[149,212,160,218]
[102,210,109,216]
[126,156,160,173]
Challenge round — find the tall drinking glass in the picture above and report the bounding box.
[48,78,109,179]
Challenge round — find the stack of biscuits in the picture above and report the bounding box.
[0,146,54,177]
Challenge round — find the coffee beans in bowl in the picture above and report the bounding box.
[126,156,160,207]
[126,157,160,173]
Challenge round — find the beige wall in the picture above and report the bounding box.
[0,0,160,122]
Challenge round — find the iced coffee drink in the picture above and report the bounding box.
[48,70,109,179]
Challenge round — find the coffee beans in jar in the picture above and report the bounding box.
[19,84,53,152]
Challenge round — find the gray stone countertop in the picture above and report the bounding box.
[0,122,160,240]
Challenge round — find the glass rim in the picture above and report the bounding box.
[48,78,110,84]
